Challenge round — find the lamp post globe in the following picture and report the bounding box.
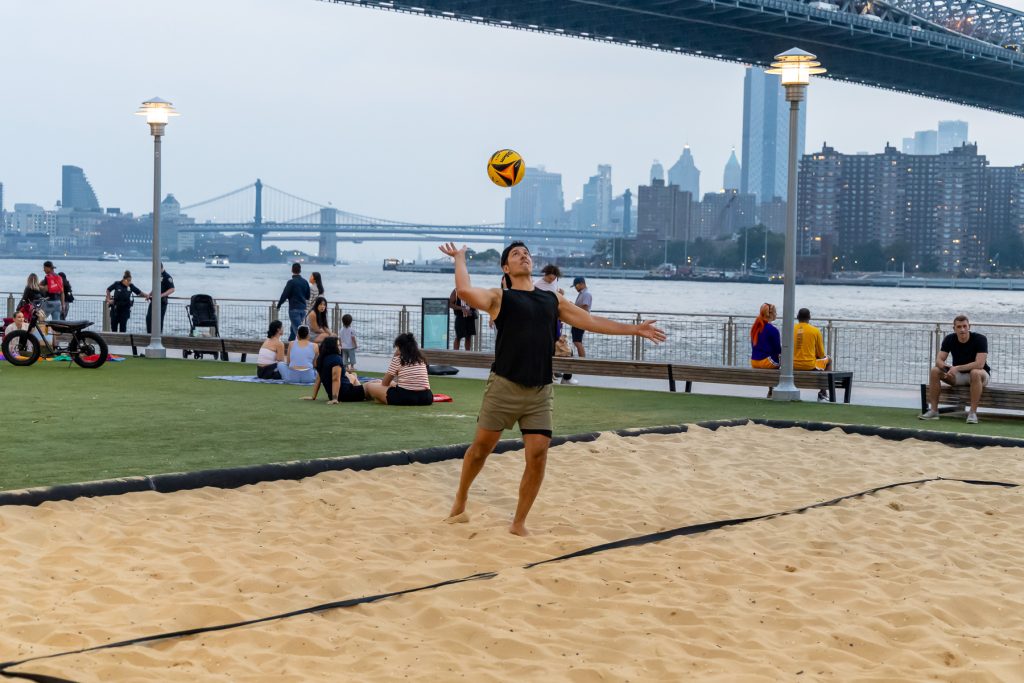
[765,49,825,401]
[135,98,178,359]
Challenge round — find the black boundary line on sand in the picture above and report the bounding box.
[2,475,1019,682]
[1,418,1022,508]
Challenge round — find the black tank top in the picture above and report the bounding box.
[492,288,559,387]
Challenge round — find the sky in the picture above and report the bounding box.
[5,0,1024,228]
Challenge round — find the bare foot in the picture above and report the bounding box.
[444,512,470,524]
[508,522,530,537]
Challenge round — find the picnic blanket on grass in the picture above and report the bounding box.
[200,375,454,402]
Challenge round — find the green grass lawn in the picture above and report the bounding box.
[1,357,1021,491]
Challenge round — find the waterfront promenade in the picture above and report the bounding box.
[8,289,1020,388]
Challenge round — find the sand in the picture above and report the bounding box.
[1,424,1023,682]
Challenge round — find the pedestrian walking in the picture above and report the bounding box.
[40,261,65,321]
[276,263,312,342]
[58,271,74,320]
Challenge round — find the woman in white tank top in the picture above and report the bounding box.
[257,320,286,380]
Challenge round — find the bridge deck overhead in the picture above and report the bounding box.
[322,0,1024,117]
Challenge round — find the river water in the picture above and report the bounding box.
[3,258,1022,324]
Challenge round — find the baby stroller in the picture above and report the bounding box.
[184,294,224,360]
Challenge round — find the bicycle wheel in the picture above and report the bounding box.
[2,331,41,366]
[70,331,109,369]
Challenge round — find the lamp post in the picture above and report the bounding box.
[135,97,178,359]
[766,48,825,401]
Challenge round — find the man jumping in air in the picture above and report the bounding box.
[439,241,666,536]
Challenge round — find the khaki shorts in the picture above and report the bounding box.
[478,372,553,436]
[951,369,990,386]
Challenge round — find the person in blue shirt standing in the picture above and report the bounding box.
[276,262,311,341]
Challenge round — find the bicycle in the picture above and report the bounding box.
[2,308,108,369]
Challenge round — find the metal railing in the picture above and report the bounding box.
[4,292,1020,387]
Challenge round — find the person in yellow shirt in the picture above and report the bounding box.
[793,308,832,401]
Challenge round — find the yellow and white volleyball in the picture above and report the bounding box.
[486,149,526,188]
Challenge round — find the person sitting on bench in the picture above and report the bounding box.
[793,307,833,402]
[920,314,990,424]
[750,303,781,398]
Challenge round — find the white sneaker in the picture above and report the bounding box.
[561,377,578,385]
[918,410,940,420]
[966,413,979,424]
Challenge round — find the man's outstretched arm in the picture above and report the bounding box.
[557,296,666,343]
[439,243,501,318]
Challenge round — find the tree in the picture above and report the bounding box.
[471,248,500,262]
[851,240,885,272]
[988,230,1024,272]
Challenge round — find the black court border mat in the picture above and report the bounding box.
[2,418,1023,508]
[0,421,1021,681]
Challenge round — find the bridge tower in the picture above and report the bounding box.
[252,178,266,255]
[319,207,338,263]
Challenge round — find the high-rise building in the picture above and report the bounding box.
[741,67,806,202]
[609,189,634,236]
[912,130,938,155]
[698,190,757,239]
[504,166,567,233]
[758,197,787,234]
[13,203,54,234]
[797,142,1007,272]
[723,149,741,191]
[637,179,693,242]
[938,120,968,153]
[649,160,665,184]
[0,182,4,216]
[577,164,613,231]
[667,146,700,198]
[61,165,101,211]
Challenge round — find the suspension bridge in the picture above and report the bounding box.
[323,0,1024,118]
[176,180,620,260]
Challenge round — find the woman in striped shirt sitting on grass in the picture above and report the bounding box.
[364,333,433,407]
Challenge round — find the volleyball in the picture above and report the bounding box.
[487,149,525,188]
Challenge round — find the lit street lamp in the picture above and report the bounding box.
[766,48,825,401]
[135,97,178,358]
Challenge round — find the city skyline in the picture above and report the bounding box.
[6,0,1024,225]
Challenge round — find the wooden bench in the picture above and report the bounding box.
[422,350,854,403]
[95,332,260,361]
[672,365,854,403]
[920,382,1024,415]
[424,350,674,384]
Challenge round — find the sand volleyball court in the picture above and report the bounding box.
[2,424,1023,682]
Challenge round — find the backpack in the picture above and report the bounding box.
[45,273,63,295]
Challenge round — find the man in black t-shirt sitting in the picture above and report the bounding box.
[920,314,990,424]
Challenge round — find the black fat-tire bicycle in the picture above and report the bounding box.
[2,316,108,369]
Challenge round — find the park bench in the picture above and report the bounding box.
[422,350,853,403]
[92,332,257,361]
[920,382,1024,415]
[671,364,854,403]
